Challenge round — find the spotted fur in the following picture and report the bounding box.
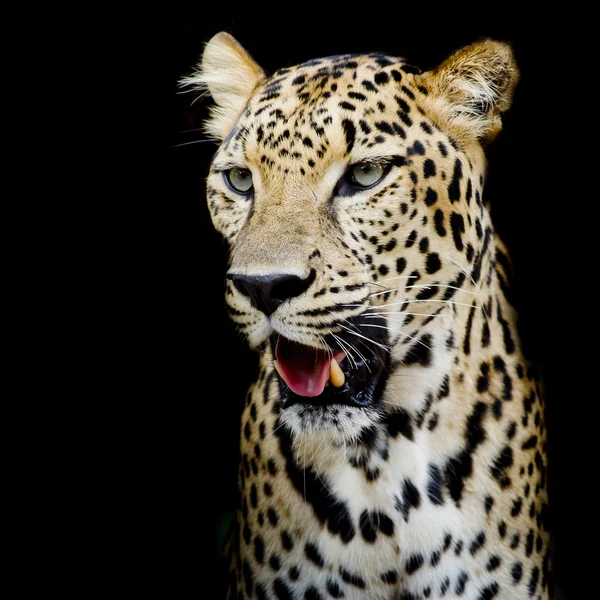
[185,33,550,599]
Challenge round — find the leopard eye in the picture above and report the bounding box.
[351,162,385,187]
[225,167,253,194]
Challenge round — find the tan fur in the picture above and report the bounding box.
[180,32,265,140]
[419,40,519,144]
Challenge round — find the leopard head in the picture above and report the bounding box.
[184,33,518,440]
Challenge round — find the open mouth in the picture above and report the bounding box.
[270,317,390,409]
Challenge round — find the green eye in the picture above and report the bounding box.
[351,162,385,187]
[225,167,253,193]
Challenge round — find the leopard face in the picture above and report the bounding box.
[186,34,517,441]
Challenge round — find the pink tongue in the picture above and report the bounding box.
[275,337,332,397]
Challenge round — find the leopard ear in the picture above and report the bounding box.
[181,32,265,140]
[420,40,519,144]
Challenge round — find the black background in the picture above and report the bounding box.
[126,10,588,598]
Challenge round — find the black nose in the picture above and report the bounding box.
[228,270,316,316]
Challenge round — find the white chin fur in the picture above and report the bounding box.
[279,404,380,443]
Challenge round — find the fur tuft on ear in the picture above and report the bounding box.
[180,32,265,140]
[420,40,519,144]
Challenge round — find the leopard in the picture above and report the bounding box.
[182,32,551,599]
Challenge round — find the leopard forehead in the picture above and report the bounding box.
[213,53,431,173]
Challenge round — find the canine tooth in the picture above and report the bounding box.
[330,358,345,388]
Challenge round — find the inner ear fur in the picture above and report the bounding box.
[180,32,265,140]
[420,40,519,144]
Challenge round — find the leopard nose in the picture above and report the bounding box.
[228,270,316,316]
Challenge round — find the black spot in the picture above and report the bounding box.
[256,582,268,600]
[359,120,371,134]
[528,566,540,596]
[380,570,397,584]
[419,237,429,253]
[498,520,507,538]
[463,304,476,355]
[487,555,501,571]
[289,565,300,580]
[281,530,293,551]
[423,159,436,178]
[375,121,394,135]
[254,535,265,564]
[522,435,538,450]
[434,209,446,236]
[326,579,344,598]
[304,587,324,600]
[469,531,486,555]
[484,495,494,513]
[403,334,432,367]
[399,478,421,521]
[491,446,513,481]
[477,583,499,600]
[525,529,534,556]
[270,554,281,571]
[396,257,407,274]
[385,239,397,252]
[268,459,278,475]
[391,69,402,81]
[348,91,367,102]
[305,542,325,568]
[267,508,279,526]
[448,159,463,202]
[273,578,293,600]
[341,119,356,154]
[385,408,413,440]
[497,303,515,354]
[430,550,440,566]
[450,212,465,251]
[420,121,434,134]
[359,510,377,543]
[424,187,438,206]
[427,413,439,431]
[510,533,520,549]
[407,140,425,156]
[362,79,377,92]
[405,553,424,574]
[424,253,441,275]
[377,512,394,535]
[339,101,356,112]
[511,498,523,517]
[374,71,389,85]
[250,484,258,508]
[455,571,469,595]
[440,577,450,596]
[427,464,444,505]
[405,229,417,247]
[339,567,366,588]
[511,562,523,583]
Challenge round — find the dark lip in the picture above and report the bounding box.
[270,314,390,409]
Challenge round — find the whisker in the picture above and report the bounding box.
[364,299,481,310]
[368,283,490,298]
[361,312,438,318]
[358,323,432,351]
[168,138,212,149]
[331,334,359,370]
[448,256,479,289]
[339,325,391,352]
[375,275,419,284]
